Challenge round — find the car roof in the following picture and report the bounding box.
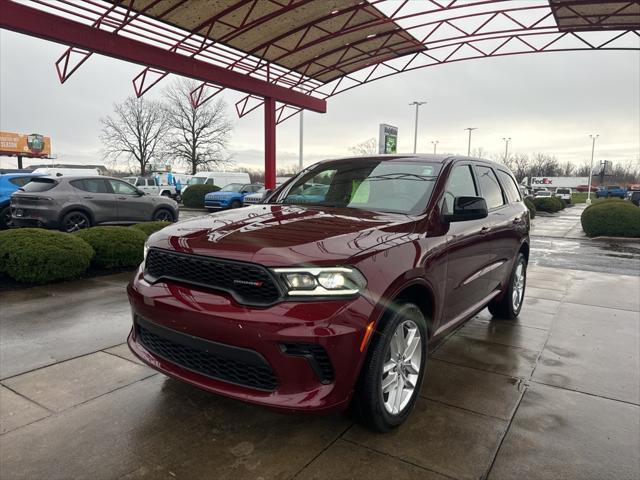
[310,154,507,171]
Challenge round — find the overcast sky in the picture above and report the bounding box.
[1,28,638,172]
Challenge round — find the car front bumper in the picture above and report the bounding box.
[127,267,374,413]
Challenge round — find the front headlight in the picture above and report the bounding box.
[143,242,149,263]
[273,267,367,297]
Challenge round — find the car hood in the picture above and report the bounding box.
[150,204,418,266]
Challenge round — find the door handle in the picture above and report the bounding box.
[480,226,490,234]
[117,196,127,200]
[83,196,94,199]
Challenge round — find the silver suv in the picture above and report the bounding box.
[11,176,179,232]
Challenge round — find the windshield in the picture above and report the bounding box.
[273,159,441,214]
[220,183,244,192]
[189,177,206,185]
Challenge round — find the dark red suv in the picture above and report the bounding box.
[127,155,529,431]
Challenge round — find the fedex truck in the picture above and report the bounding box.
[529,177,589,189]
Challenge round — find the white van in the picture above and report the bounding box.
[183,171,250,192]
[33,167,101,177]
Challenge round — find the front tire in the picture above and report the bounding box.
[230,200,242,209]
[488,253,527,320]
[352,302,428,432]
[152,208,174,222]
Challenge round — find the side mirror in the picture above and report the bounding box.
[443,196,488,222]
[136,189,145,196]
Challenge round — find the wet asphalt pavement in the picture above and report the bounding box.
[1,204,638,480]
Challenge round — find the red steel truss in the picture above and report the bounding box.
[0,0,638,187]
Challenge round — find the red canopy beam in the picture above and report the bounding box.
[0,0,326,113]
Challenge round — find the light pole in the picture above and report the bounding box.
[465,127,477,156]
[431,140,439,154]
[409,101,427,154]
[502,137,511,161]
[299,110,304,170]
[586,134,598,205]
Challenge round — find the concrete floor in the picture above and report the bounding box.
[1,213,639,479]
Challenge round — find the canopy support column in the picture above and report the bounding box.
[264,97,276,189]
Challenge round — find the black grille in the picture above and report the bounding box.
[145,248,282,306]
[282,343,335,384]
[137,318,278,391]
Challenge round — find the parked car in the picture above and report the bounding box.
[0,172,44,228]
[243,179,290,206]
[11,176,179,232]
[127,155,530,432]
[576,184,597,193]
[123,176,179,199]
[596,185,627,199]
[204,183,263,211]
[283,184,330,204]
[625,190,640,206]
[182,171,250,194]
[554,187,572,203]
[534,190,552,198]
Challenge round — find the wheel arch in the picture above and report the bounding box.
[370,279,437,342]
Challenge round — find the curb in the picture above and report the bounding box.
[179,207,208,212]
[587,236,640,243]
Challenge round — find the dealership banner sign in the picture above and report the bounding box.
[0,131,51,157]
[378,124,398,154]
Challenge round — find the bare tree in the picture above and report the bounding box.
[349,138,378,156]
[100,97,169,176]
[164,80,233,174]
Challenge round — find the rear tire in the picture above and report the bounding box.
[61,211,91,233]
[0,206,11,229]
[352,302,428,432]
[488,253,527,320]
[152,208,174,222]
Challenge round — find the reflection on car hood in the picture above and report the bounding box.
[150,204,418,266]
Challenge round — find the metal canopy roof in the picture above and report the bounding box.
[1,0,639,121]
[550,0,640,31]
[128,0,424,83]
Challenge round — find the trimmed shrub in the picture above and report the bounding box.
[524,198,536,219]
[131,221,171,237]
[182,184,220,208]
[75,226,147,268]
[581,201,640,238]
[0,228,94,284]
[533,197,563,213]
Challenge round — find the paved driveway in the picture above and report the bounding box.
[1,213,639,479]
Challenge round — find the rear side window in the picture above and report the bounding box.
[135,178,145,187]
[496,170,521,203]
[21,178,57,192]
[476,166,505,209]
[442,165,477,214]
[205,178,214,185]
[71,179,111,194]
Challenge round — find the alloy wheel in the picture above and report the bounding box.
[64,214,88,232]
[154,210,172,221]
[380,319,422,415]
[512,261,525,310]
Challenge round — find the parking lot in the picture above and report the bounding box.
[1,208,638,480]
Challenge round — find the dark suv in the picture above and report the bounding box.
[11,176,179,232]
[127,155,529,431]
